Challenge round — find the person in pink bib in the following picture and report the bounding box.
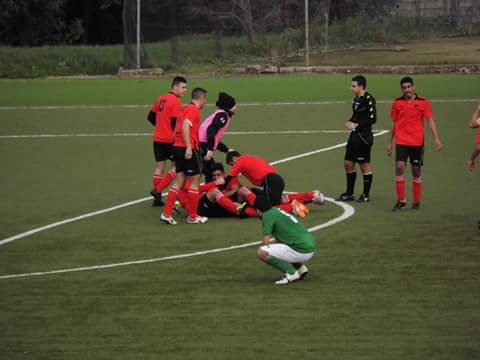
[199,92,236,181]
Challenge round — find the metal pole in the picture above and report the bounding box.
[136,0,141,69]
[305,0,309,67]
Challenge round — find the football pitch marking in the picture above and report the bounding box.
[0,197,354,280]
[0,129,389,139]
[0,98,478,111]
[0,129,389,248]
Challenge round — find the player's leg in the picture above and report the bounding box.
[185,150,208,223]
[151,142,167,206]
[337,141,357,201]
[357,161,373,203]
[393,145,408,211]
[410,146,424,209]
[264,173,285,206]
[161,171,185,225]
[282,190,325,205]
[207,189,238,216]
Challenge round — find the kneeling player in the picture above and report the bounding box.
[255,196,315,285]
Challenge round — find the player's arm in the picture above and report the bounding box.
[216,142,231,153]
[182,118,193,159]
[387,103,397,156]
[468,144,480,171]
[358,97,377,130]
[205,113,229,160]
[261,235,271,246]
[147,110,156,126]
[469,104,480,128]
[426,117,443,151]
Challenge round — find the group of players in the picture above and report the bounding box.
[146,75,480,285]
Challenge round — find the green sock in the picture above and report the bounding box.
[267,256,296,275]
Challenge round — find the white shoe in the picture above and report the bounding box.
[187,216,208,224]
[274,271,300,285]
[297,265,309,280]
[160,213,177,225]
[312,190,325,205]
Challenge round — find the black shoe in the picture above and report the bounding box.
[150,189,164,207]
[356,194,370,203]
[336,193,355,202]
[412,203,420,210]
[392,201,407,212]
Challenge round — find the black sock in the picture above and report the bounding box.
[363,173,373,196]
[292,263,302,269]
[346,172,356,195]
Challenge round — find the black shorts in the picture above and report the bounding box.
[262,173,285,206]
[344,132,373,163]
[396,145,424,166]
[153,141,174,162]
[172,147,203,176]
[197,195,235,218]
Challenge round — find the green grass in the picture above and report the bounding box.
[0,74,480,359]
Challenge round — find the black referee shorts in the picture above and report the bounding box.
[262,173,285,206]
[172,147,203,176]
[396,144,424,166]
[344,132,373,163]
[153,141,174,162]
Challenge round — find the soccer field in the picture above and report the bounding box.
[1,74,479,359]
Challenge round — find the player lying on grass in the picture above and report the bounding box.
[254,195,315,285]
[225,151,325,217]
[199,92,237,182]
[467,103,480,172]
[176,162,324,218]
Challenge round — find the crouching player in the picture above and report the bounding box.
[255,196,315,285]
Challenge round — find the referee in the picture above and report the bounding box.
[337,75,376,203]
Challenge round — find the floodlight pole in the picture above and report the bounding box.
[305,0,310,67]
[136,0,141,69]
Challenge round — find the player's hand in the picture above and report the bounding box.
[468,159,476,172]
[346,121,356,130]
[262,236,270,246]
[386,143,393,157]
[185,147,193,160]
[215,177,225,185]
[237,186,251,198]
[435,139,443,151]
[203,150,213,161]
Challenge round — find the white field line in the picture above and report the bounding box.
[0,129,388,139]
[0,98,478,111]
[0,130,389,248]
[0,197,353,280]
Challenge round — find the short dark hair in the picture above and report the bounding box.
[210,162,225,174]
[352,75,367,89]
[171,76,187,88]
[192,87,208,100]
[400,76,414,86]
[226,150,241,164]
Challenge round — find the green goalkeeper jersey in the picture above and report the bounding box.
[261,207,315,253]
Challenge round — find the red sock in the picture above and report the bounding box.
[413,177,422,204]
[156,170,175,193]
[178,190,189,211]
[284,192,314,203]
[153,173,162,190]
[244,207,259,217]
[187,189,200,219]
[163,187,179,216]
[395,176,406,202]
[216,194,237,214]
[277,203,293,213]
[246,192,257,206]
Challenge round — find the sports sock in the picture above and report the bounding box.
[187,189,200,219]
[156,169,175,193]
[277,203,294,213]
[153,173,162,191]
[163,186,179,216]
[292,263,302,269]
[244,207,259,217]
[284,192,314,203]
[178,190,189,211]
[266,256,296,275]
[363,173,373,196]
[246,192,257,206]
[346,172,357,195]
[413,177,422,204]
[395,176,406,202]
[216,193,237,214]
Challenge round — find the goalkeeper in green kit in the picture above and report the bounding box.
[254,196,315,285]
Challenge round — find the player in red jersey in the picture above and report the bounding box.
[387,76,443,211]
[161,87,208,225]
[148,76,187,207]
[467,103,480,172]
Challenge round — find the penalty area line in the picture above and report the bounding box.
[0,197,354,280]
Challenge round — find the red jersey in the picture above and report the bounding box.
[174,103,201,149]
[390,95,433,146]
[228,155,276,186]
[151,92,181,143]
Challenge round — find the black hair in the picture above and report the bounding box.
[216,92,236,110]
[400,76,414,86]
[171,76,187,88]
[352,75,367,89]
[253,195,272,213]
[192,87,208,100]
[210,162,225,174]
[226,150,241,164]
